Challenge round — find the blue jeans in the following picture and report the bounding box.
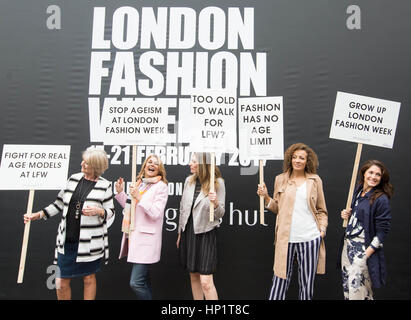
[129,263,152,300]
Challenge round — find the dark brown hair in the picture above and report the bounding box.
[283,143,319,175]
[358,159,393,204]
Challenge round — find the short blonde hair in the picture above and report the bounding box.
[82,148,109,178]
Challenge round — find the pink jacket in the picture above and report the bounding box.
[115,181,168,264]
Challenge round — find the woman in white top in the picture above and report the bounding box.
[257,143,328,300]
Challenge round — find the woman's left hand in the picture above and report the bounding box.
[82,206,104,217]
[208,191,218,206]
[365,246,375,259]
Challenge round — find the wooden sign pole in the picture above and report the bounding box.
[342,143,363,228]
[17,189,35,283]
[259,160,265,225]
[130,145,137,232]
[209,152,215,222]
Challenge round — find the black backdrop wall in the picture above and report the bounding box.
[0,0,410,300]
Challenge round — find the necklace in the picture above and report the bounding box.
[75,177,96,219]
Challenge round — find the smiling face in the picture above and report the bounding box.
[291,149,308,173]
[363,164,382,191]
[81,158,95,179]
[189,154,199,174]
[144,156,160,178]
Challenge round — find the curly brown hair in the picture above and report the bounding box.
[283,143,319,175]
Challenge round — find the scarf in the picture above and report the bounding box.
[121,176,162,235]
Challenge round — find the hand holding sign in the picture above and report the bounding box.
[187,90,236,221]
[23,210,43,223]
[330,92,401,227]
[257,182,269,202]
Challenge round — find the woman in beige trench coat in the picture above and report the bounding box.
[258,143,328,300]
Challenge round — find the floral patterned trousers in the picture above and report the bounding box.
[341,234,373,300]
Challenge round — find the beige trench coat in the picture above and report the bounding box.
[266,172,328,279]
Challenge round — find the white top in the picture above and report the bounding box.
[289,182,321,243]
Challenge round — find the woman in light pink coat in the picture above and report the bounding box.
[115,154,168,299]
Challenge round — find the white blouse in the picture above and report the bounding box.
[288,182,321,243]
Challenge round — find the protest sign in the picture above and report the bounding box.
[330,91,400,148]
[0,144,70,283]
[0,145,71,190]
[238,96,284,224]
[238,96,284,161]
[186,90,236,221]
[100,97,174,146]
[188,90,237,153]
[329,92,401,227]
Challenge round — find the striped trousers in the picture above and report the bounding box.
[269,236,321,300]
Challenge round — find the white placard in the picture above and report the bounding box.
[0,145,71,190]
[187,90,237,153]
[100,98,174,146]
[239,96,284,161]
[330,92,401,148]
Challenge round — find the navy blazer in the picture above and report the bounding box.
[337,184,392,288]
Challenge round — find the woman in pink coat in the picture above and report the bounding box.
[114,154,168,299]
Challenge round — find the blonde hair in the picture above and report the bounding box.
[189,152,222,194]
[283,143,318,175]
[138,154,168,184]
[82,148,109,178]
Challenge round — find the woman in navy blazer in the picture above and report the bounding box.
[338,160,393,300]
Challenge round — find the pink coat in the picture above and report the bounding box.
[115,181,168,264]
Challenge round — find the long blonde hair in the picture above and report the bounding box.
[137,154,168,184]
[189,152,222,193]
